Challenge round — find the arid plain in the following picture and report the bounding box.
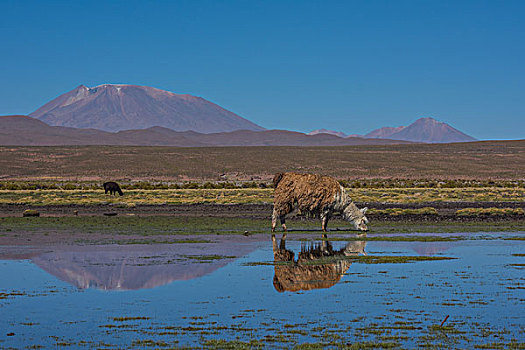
[2,141,523,181]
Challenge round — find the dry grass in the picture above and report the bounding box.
[1,142,522,206]
[1,140,524,182]
[367,207,439,216]
[0,187,522,206]
[0,189,271,206]
[456,208,525,216]
[347,187,524,202]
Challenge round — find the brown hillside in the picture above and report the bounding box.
[0,115,412,147]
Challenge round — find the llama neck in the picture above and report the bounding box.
[334,186,353,211]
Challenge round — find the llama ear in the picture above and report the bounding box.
[361,207,368,214]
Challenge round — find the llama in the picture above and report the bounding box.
[272,172,368,232]
[103,181,123,196]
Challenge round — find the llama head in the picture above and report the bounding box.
[343,205,369,231]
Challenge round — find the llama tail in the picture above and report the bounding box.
[273,173,284,188]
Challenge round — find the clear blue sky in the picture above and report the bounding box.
[1,0,524,139]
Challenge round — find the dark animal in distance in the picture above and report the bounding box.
[272,172,368,232]
[103,182,123,196]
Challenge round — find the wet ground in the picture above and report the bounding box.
[0,230,524,349]
[1,201,524,219]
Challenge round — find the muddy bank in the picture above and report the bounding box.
[0,202,523,221]
[0,203,272,218]
[1,215,524,247]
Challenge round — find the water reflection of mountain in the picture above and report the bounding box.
[272,234,367,292]
[373,241,453,256]
[28,242,258,290]
[410,242,453,256]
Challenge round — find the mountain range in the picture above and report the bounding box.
[309,117,477,143]
[0,83,479,145]
[0,115,412,146]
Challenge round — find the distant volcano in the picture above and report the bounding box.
[30,84,265,133]
[365,117,477,143]
[308,129,348,138]
[364,126,405,139]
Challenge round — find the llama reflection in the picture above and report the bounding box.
[272,233,366,292]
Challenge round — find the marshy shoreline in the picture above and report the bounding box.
[1,201,523,246]
[1,201,523,219]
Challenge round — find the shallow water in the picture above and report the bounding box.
[0,233,524,349]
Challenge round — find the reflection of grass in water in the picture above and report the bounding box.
[367,221,525,234]
[244,256,456,266]
[294,341,400,349]
[131,339,171,347]
[243,261,294,266]
[202,339,263,349]
[122,239,212,245]
[85,308,525,349]
[113,316,150,322]
[292,220,525,234]
[474,342,525,349]
[428,324,467,334]
[0,291,26,299]
[320,255,456,265]
[99,323,138,329]
[326,235,463,242]
[184,255,236,261]
[509,253,525,269]
[74,238,212,245]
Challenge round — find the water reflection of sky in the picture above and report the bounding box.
[0,234,523,348]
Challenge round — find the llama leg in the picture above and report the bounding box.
[321,233,328,253]
[280,232,287,249]
[321,215,328,232]
[273,232,287,258]
[272,209,278,232]
[321,213,330,232]
[280,216,287,232]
